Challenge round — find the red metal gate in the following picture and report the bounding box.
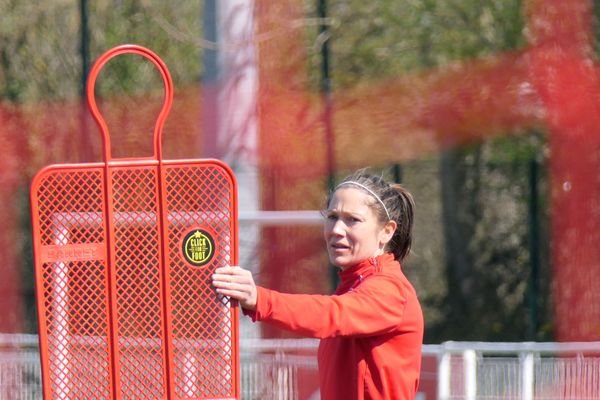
[30,44,239,400]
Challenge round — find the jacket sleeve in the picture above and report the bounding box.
[242,275,409,339]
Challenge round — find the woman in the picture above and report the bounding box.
[212,169,424,399]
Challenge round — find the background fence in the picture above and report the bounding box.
[436,341,600,400]
[1,334,599,399]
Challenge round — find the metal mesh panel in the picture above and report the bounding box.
[110,167,166,399]
[33,168,112,399]
[477,357,521,397]
[164,164,236,398]
[31,162,238,399]
[37,170,105,246]
[536,356,600,399]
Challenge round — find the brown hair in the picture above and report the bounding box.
[326,169,415,261]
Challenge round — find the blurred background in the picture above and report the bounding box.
[2,0,600,398]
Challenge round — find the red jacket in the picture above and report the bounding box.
[245,253,424,399]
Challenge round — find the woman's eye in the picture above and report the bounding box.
[343,216,361,224]
[326,214,337,220]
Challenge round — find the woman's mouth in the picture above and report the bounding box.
[331,243,349,251]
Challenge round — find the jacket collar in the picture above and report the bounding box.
[335,253,396,294]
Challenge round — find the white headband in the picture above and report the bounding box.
[335,181,391,221]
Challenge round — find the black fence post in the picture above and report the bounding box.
[527,158,540,340]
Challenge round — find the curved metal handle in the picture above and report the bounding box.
[86,44,173,161]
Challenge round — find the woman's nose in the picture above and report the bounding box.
[329,219,346,235]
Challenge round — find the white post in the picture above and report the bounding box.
[53,224,70,400]
[521,352,535,400]
[438,351,451,400]
[217,0,260,342]
[202,1,260,395]
[463,349,477,400]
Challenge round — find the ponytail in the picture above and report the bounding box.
[387,184,415,261]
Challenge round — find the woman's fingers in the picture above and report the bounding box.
[213,268,249,286]
[211,266,257,310]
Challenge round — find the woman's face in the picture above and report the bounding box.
[324,187,395,270]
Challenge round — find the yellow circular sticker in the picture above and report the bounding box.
[182,229,215,267]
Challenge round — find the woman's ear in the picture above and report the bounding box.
[380,220,397,245]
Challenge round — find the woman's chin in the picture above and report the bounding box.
[329,255,352,270]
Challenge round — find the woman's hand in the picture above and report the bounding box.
[211,266,257,310]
